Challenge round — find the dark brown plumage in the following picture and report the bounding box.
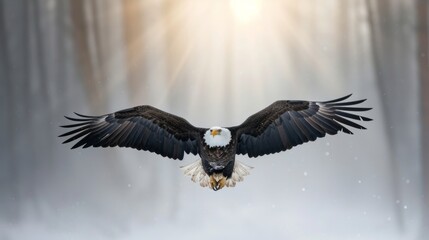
[60,105,201,159]
[60,94,372,190]
[232,94,372,157]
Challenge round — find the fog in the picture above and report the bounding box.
[0,0,427,239]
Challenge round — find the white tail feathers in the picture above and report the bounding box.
[180,160,210,187]
[226,160,253,187]
[180,160,253,188]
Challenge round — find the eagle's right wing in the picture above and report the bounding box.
[59,105,203,160]
[232,94,372,158]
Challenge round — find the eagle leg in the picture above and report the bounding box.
[210,175,218,191]
[217,177,226,190]
[210,175,226,191]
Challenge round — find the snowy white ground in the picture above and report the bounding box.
[1,119,421,240]
[0,203,413,240]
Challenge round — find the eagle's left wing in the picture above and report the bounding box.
[232,94,372,158]
[59,105,202,160]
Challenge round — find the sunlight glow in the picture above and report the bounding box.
[125,0,338,113]
[229,0,261,23]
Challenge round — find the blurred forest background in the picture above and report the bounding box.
[0,0,427,239]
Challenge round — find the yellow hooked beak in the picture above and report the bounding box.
[210,129,220,137]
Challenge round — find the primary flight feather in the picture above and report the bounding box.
[60,94,372,191]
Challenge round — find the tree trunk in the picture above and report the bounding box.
[365,0,414,230]
[337,0,350,81]
[122,0,146,104]
[69,0,105,111]
[0,0,19,221]
[417,0,429,238]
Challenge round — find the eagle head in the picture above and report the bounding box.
[203,127,231,148]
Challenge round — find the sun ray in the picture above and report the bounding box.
[229,0,262,24]
[118,0,341,109]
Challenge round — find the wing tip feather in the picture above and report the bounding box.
[74,112,99,118]
[321,94,353,103]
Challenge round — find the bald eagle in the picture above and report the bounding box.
[60,94,372,191]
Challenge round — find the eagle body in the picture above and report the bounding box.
[200,141,236,175]
[60,94,372,191]
[198,128,239,190]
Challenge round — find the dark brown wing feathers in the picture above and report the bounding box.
[235,94,372,158]
[60,95,371,160]
[59,106,200,160]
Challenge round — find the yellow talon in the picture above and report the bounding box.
[210,175,217,190]
[217,177,226,190]
[209,174,227,191]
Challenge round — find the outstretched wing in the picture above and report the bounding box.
[59,105,202,160]
[232,94,372,158]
